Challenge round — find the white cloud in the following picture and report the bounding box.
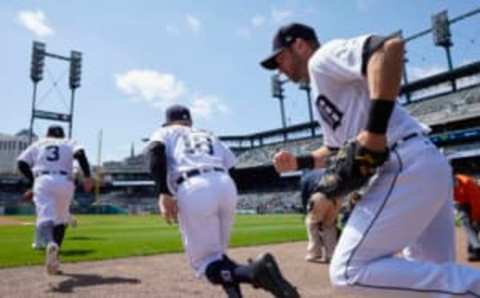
[251,15,266,28]
[16,10,54,37]
[115,70,187,107]
[271,8,293,23]
[115,69,229,120]
[190,95,229,120]
[186,14,201,33]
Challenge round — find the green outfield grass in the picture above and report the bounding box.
[0,214,306,268]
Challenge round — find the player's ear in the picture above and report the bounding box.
[291,38,307,55]
[290,38,301,51]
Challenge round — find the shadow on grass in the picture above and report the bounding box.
[49,273,141,293]
[60,249,95,257]
[68,236,104,241]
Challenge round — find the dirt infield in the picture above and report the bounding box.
[0,230,478,298]
[0,216,31,226]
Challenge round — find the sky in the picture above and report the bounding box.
[2,0,480,164]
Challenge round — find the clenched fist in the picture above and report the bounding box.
[273,150,297,173]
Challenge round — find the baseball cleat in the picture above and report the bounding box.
[304,254,323,263]
[251,253,300,298]
[32,242,46,250]
[45,242,61,275]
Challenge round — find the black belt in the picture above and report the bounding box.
[390,132,421,150]
[36,170,69,177]
[176,167,225,186]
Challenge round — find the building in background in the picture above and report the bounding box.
[0,129,37,174]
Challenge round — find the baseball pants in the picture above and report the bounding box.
[176,171,238,277]
[33,175,75,226]
[330,136,480,297]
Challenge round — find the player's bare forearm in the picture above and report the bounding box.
[311,146,331,168]
[360,38,404,152]
[367,37,404,101]
[273,146,331,173]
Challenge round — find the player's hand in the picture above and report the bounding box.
[273,150,297,173]
[22,190,34,202]
[356,130,387,152]
[83,177,94,193]
[159,194,178,225]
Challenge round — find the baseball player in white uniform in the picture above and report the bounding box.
[261,23,480,297]
[17,125,93,275]
[147,105,299,298]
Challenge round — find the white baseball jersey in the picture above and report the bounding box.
[310,35,480,297]
[308,34,425,148]
[17,137,81,226]
[17,137,83,176]
[150,124,239,276]
[149,125,236,194]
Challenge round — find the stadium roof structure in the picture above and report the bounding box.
[447,148,480,161]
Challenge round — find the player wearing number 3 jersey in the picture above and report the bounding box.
[147,105,299,298]
[17,125,93,275]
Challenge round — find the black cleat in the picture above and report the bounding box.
[251,253,300,298]
[223,284,243,298]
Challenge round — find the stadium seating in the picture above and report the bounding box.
[406,84,480,125]
[237,191,302,214]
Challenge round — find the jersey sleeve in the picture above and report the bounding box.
[309,35,371,83]
[149,128,168,144]
[219,141,236,169]
[70,140,84,154]
[16,143,37,166]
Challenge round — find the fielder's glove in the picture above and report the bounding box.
[313,141,389,200]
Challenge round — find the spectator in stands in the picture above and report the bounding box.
[300,170,341,263]
[454,173,480,261]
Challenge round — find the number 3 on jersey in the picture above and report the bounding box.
[46,145,60,162]
[183,133,214,156]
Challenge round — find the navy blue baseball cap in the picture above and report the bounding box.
[163,104,192,126]
[47,125,65,138]
[260,23,318,70]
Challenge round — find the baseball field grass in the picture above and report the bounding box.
[0,214,306,268]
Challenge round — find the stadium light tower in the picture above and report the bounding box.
[30,42,46,83]
[68,50,82,138]
[28,42,46,144]
[28,41,83,144]
[432,10,456,91]
[271,73,287,129]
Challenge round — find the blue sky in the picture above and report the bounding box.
[2,0,479,163]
